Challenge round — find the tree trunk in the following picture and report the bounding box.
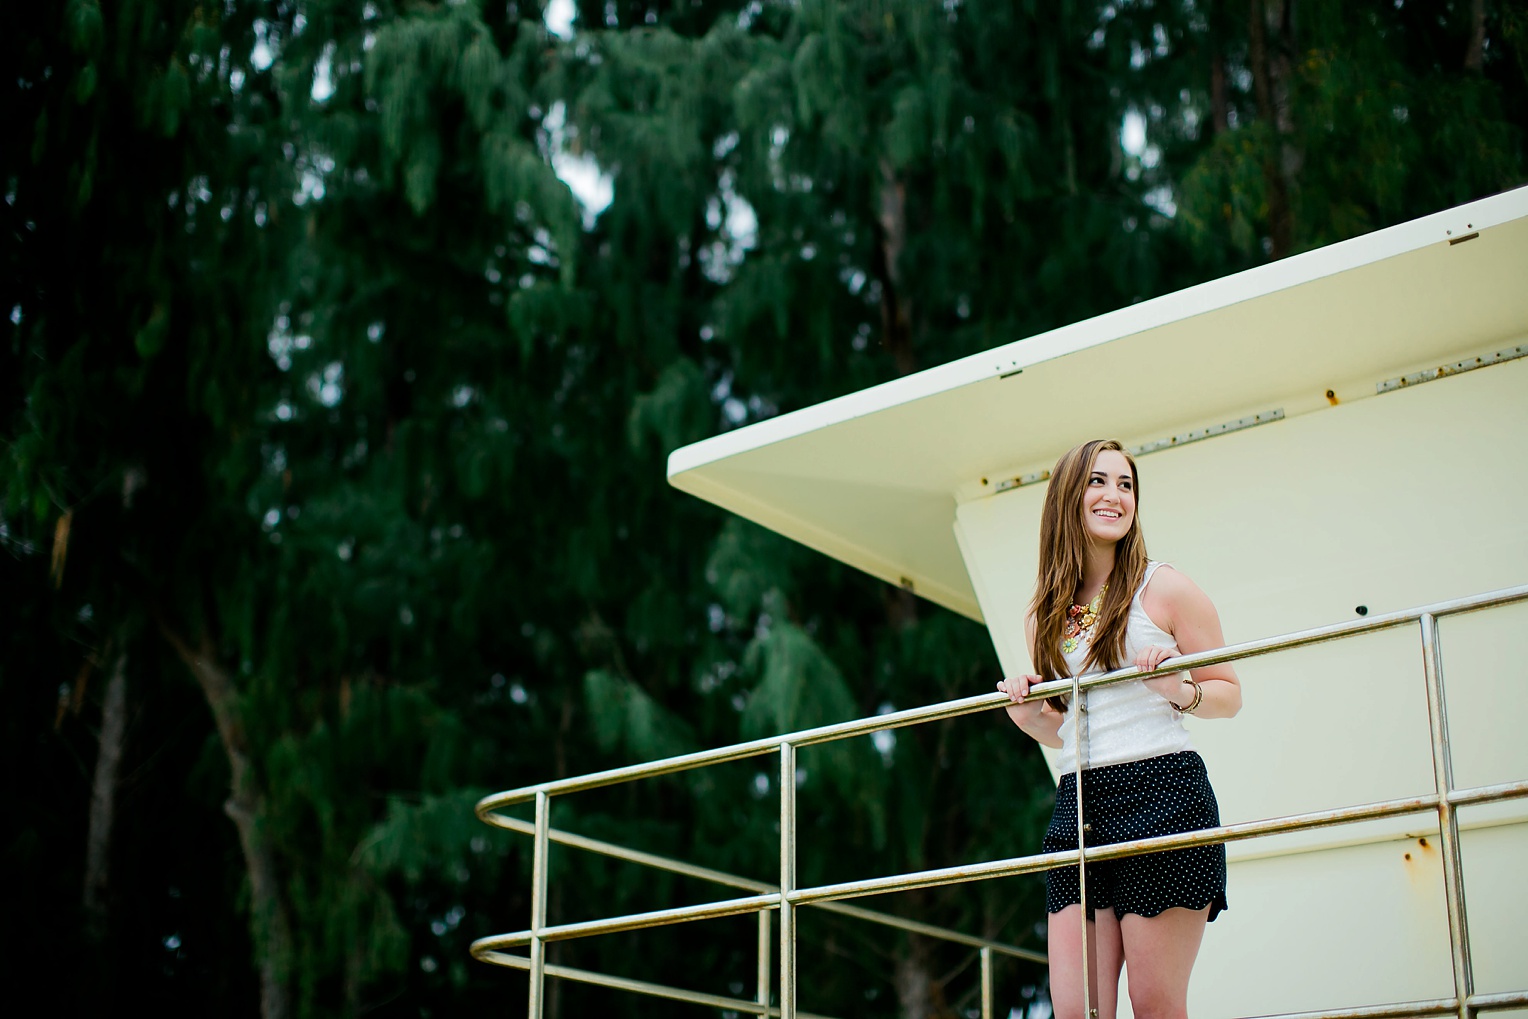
[1464,0,1486,71]
[894,933,935,1019]
[884,584,919,631]
[875,157,917,377]
[546,883,564,1019]
[161,625,294,1019]
[1061,104,1079,197]
[1210,0,1230,135]
[83,651,128,940]
[1211,52,1229,134]
[1248,0,1294,257]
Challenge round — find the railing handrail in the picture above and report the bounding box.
[476,582,1528,820]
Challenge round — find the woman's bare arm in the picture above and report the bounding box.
[1139,567,1242,719]
[996,612,1065,746]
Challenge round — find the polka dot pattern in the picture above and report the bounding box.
[1042,750,1228,922]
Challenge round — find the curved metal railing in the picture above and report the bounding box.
[472,583,1528,1019]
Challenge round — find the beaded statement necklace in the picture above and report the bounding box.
[1061,586,1106,655]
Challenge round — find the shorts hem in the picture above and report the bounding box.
[1045,897,1228,924]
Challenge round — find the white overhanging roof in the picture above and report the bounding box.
[667,187,1528,621]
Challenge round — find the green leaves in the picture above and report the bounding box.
[740,610,888,847]
[741,612,850,738]
[359,789,498,885]
[584,668,697,761]
[402,129,443,213]
[74,62,97,103]
[1174,0,1527,263]
[134,302,170,359]
[159,60,190,137]
[1178,123,1274,257]
[705,518,795,621]
[9,0,1527,1014]
[884,84,929,169]
[626,357,712,454]
[64,0,104,57]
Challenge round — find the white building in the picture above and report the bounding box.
[668,187,1528,1016]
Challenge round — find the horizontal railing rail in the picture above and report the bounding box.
[474,950,843,1019]
[468,953,1528,1019]
[471,953,1528,1019]
[469,778,1528,951]
[482,812,1046,963]
[475,584,1528,819]
[472,582,1528,1019]
[1238,989,1528,1019]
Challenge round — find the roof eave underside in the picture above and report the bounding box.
[667,187,1528,621]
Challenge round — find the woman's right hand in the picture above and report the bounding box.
[998,666,1066,749]
[997,674,1050,727]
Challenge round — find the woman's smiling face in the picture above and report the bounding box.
[1081,448,1136,545]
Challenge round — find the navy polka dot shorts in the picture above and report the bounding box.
[1043,750,1228,922]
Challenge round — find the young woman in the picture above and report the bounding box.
[997,439,1241,1019]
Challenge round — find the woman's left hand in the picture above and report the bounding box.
[1136,644,1188,703]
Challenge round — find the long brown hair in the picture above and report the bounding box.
[1029,439,1149,682]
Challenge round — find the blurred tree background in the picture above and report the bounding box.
[3,0,1524,1016]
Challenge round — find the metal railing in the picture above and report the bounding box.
[471,583,1528,1019]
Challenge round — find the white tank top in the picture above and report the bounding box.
[1054,561,1195,772]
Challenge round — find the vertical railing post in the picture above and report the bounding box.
[1074,673,1094,1019]
[980,945,994,1019]
[527,790,552,1019]
[1420,614,1475,1019]
[757,907,772,1014]
[780,742,797,1019]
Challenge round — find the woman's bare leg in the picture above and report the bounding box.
[1048,905,1125,1019]
[1118,906,1210,1019]
[1047,906,1094,1019]
[1094,908,1125,1019]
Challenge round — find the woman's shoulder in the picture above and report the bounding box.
[1140,562,1216,622]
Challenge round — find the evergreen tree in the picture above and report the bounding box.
[1173,0,1528,263]
[554,2,1220,1007]
[5,2,1526,1017]
[5,0,300,1012]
